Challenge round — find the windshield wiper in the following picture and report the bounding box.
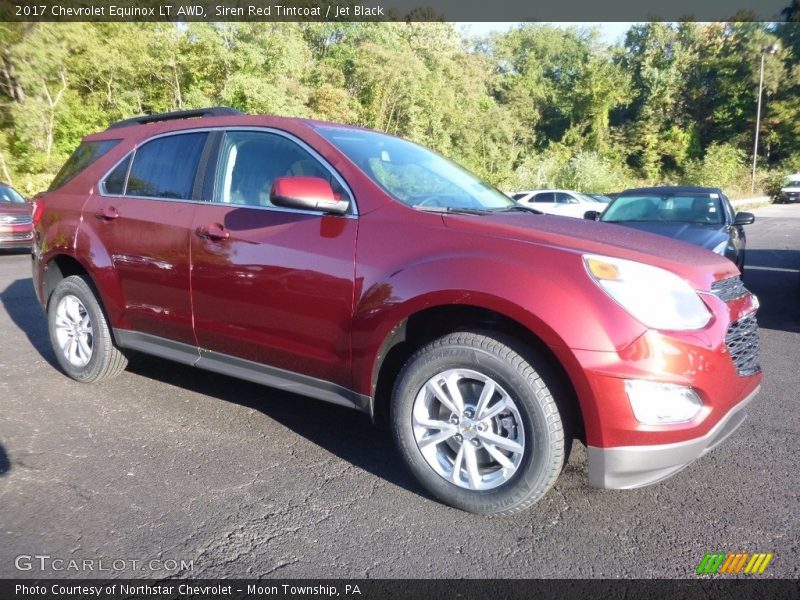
[413,206,492,215]
[492,205,542,214]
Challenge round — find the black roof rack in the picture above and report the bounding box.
[108,106,243,130]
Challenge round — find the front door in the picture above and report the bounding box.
[189,130,358,388]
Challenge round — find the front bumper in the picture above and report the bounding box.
[587,385,759,488]
[0,226,33,248]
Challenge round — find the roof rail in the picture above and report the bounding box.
[108,106,243,130]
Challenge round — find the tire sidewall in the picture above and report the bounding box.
[391,340,562,515]
[47,276,109,382]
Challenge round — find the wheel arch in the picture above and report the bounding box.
[42,253,124,344]
[44,254,93,308]
[369,303,585,442]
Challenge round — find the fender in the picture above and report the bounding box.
[351,249,647,400]
[33,189,93,308]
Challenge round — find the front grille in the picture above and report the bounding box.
[0,214,32,226]
[725,314,760,376]
[711,276,747,302]
[0,232,33,242]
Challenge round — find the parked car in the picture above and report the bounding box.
[585,186,754,271]
[587,193,613,204]
[0,183,33,250]
[778,173,800,203]
[512,189,607,218]
[32,108,761,515]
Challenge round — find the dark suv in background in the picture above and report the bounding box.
[32,108,761,515]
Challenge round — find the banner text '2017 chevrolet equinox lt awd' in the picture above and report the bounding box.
[32,108,761,515]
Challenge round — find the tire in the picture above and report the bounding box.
[390,331,566,516]
[47,275,128,382]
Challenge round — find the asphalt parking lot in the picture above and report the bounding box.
[0,203,798,579]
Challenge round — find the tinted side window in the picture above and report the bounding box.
[555,192,577,204]
[512,193,528,201]
[103,155,131,195]
[215,131,349,208]
[127,133,207,200]
[533,193,555,203]
[49,140,121,191]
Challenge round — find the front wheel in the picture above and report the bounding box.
[391,331,566,516]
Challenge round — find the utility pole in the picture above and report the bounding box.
[752,43,779,194]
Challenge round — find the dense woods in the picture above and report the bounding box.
[1,17,799,197]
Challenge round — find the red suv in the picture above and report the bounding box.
[32,108,762,515]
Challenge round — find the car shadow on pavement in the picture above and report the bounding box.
[0,277,58,367]
[742,249,800,333]
[126,353,426,499]
[0,444,9,476]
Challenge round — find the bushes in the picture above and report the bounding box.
[682,143,750,193]
[761,170,798,202]
[556,151,634,193]
[511,149,633,193]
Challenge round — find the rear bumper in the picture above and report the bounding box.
[587,385,759,489]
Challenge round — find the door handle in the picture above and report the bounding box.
[196,223,230,241]
[95,206,119,221]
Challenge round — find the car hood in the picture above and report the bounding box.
[781,186,800,193]
[602,221,728,251]
[442,212,738,290]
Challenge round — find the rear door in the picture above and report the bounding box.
[82,131,210,345]
[189,129,358,388]
[530,192,557,214]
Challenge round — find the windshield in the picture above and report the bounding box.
[784,180,800,188]
[0,185,25,204]
[601,193,725,225]
[316,127,515,212]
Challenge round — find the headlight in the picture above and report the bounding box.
[712,240,728,255]
[584,254,711,330]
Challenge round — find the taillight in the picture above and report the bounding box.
[32,197,45,226]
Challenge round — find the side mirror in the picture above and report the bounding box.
[270,177,349,215]
[733,212,755,226]
[584,210,600,221]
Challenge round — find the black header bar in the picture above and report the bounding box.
[1,0,794,23]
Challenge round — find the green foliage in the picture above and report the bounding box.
[682,143,749,190]
[761,170,788,201]
[1,21,799,197]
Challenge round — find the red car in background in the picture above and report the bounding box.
[0,183,33,250]
[30,108,762,515]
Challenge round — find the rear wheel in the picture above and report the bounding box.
[48,275,128,382]
[391,331,566,516]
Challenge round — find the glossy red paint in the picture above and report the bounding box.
[270,176,348,214]
[32,113,762,455]
[80,194,198,345]
[190,205,357,387]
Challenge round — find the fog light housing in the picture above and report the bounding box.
[624,380,703,424]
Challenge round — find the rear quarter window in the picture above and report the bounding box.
[49,140,121,191]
